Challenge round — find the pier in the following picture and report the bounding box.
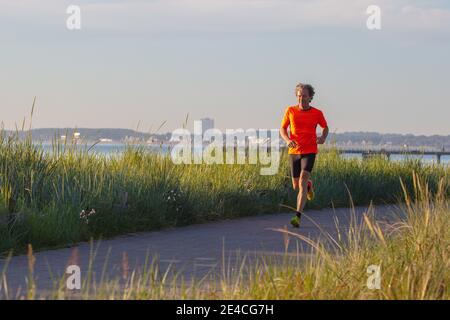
[272,145,450,164]
[333,147,449,164]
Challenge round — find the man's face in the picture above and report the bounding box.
[296,88,311,104]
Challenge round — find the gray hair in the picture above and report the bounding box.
[295,83,315,101]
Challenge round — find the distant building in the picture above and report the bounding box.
[147,137,159,144]
[200,118,214,135]
[169,135,181,142]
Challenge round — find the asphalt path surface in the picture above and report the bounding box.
[0,203,401,298]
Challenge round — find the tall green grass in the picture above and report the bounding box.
[4,173,448,299]
[1,130,449,255]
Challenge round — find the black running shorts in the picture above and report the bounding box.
[289,153,316,178]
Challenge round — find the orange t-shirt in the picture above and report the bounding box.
[281,106,328,154]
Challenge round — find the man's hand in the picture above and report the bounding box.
[316,136,326,144]
[286,140,297,148]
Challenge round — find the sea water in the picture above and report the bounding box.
[39,143,450,166]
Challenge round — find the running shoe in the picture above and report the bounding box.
[290,211,302,228]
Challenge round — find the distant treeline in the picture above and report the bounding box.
[3,128,171,143]
[2,128,450,149]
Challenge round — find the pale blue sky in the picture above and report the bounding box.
[1,0,449,135]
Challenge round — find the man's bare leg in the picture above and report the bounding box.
[292,177,299,190]
[296,170,311,213]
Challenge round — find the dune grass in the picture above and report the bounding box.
[3,172,448,300]
[0,130,449,255]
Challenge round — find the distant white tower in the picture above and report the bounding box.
[200,118,214,134]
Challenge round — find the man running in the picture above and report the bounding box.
[280,83,329,227]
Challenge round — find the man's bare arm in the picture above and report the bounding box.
[317,126,329,144]
[281,127,297,148]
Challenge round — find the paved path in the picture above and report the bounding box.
[0,204,401,298]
